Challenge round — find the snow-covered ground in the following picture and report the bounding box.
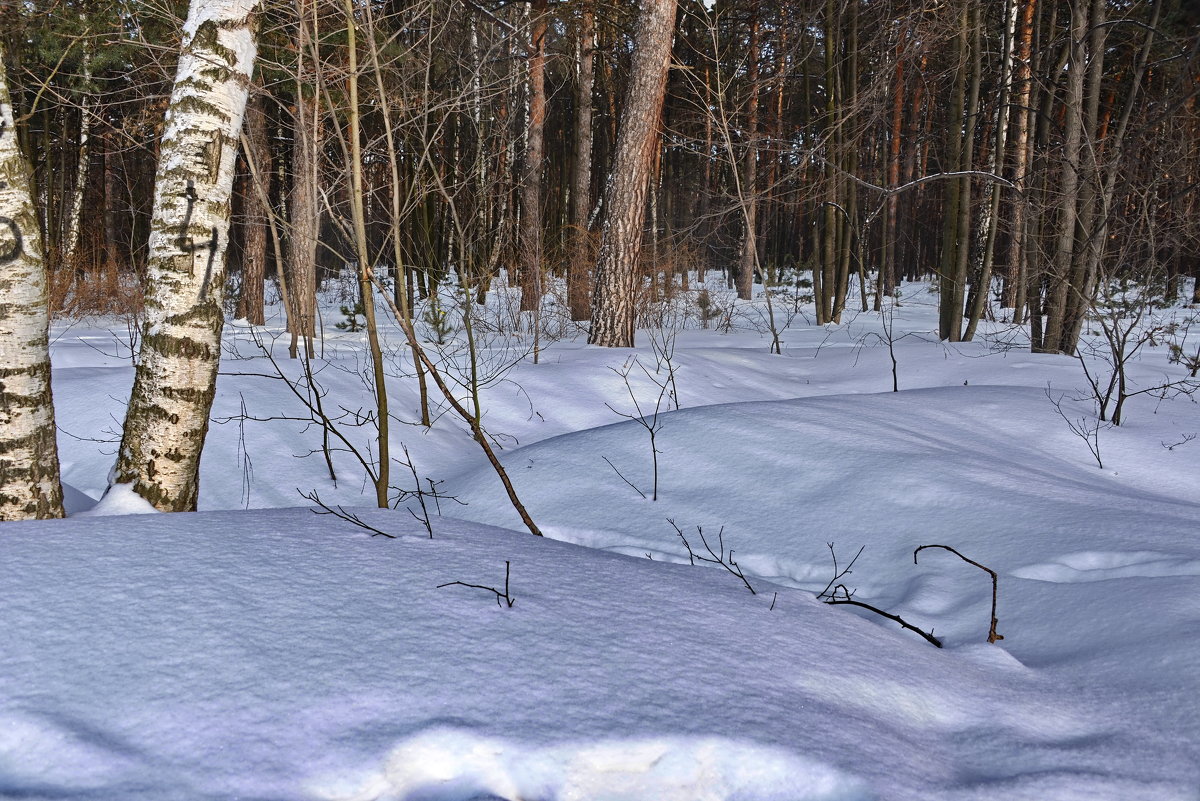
[5,280,1199,799]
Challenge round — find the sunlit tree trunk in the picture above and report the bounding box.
[568,0,595,321]
[113,0,261,512]
[588,0,677,347]
[519,0,547,314]
[0,42,65,520]
[286,0,319,359]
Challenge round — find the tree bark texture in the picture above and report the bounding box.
[113,0,261,512]
[236,89,268,325]
[588,0,677,348]
[286,2,319,358]
[568,0,595,322]
[519,0,548,314]
[0,43,65,520]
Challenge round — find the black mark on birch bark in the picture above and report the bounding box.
[0,217,22,263]
[177,179,219,300]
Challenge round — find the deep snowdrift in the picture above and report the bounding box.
[5,285,1199,799]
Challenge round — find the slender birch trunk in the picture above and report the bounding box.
[588,0,677,347]
[112,0,261,512]
[963,0,1018,341]
[0,43,65,520]
[880,23,905,307]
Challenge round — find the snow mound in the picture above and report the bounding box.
[326,728,870,801]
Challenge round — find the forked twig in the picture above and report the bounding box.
[667,518,756,594]
[437,561,515,607]
[825,585,943,648]
[302,489,395,538]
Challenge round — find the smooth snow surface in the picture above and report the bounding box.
[7,281,1200,799]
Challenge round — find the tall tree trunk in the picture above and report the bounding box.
[519,0,547,314]
[286,0,319,359]
[588,0,677,347]
[1058,0,1108,353]
[963,0,1018,341]
[568,0,595,321]
[735,0,760,302]
[62,13,92,271]
[818,0,839,324]
[1041,0,1087,354]
[0,42,65,520]
[1003,0,1036,321]
[236,89,268,325]
[112,0,261,512]
[341,0,388,508]
[938,2,979,342]
[880,23,905,307]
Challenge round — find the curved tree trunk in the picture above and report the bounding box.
[113,0,261,512]
[0,43,65,520]
[588,0,677,348]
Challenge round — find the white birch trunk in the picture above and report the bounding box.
[0,43,65,520]
[113,0,261,511]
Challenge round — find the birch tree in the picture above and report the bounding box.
[0,42,65,521]
[112,0,262,512]
[588,0,678,348]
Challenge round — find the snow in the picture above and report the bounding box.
[5,279,1200,799]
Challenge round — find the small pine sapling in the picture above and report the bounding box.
[334,300,366,332]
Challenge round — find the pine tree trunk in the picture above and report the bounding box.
[588,0,677,348]
[236,89,267,325]
[287,4,319,359]
[113,0,261,512]
[568,0,594,322]
[519,0,547,314]
[0,43,65,520]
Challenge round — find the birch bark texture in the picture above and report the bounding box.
[588,0,678,348]
[0,43,65,520]
[113,0,261,512]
